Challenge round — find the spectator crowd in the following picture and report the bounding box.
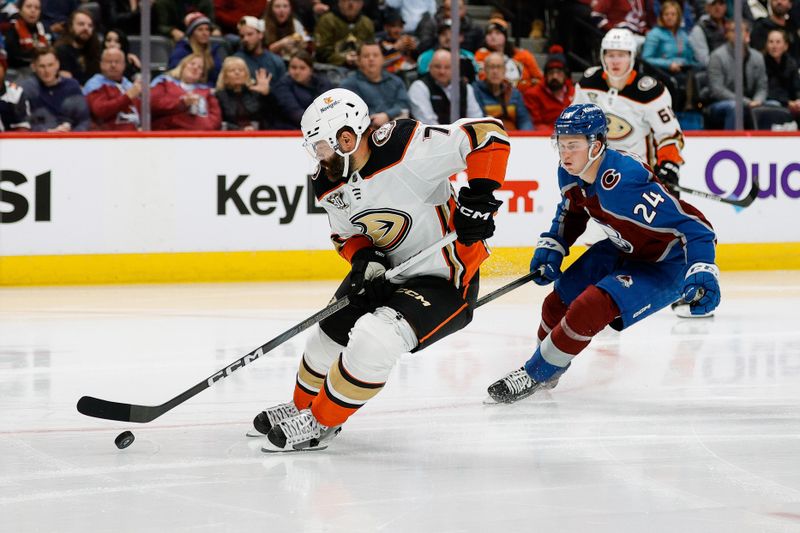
[2,0,800,132]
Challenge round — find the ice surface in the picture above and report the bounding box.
[2,272,799,532]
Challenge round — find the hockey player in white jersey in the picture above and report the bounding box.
[252,88,510,452]
[573,28,685,196]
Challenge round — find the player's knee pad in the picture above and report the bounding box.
[564,285,618,337]
[342,306,418,382]
[303,324,346,375]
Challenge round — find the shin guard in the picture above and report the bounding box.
[527,285,619,381]
[293,325,346,409]
[311,307,417,427]
[538,290,569,343]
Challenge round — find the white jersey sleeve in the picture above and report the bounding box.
[394,117,510,205]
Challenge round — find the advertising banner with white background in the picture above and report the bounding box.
[1,134,798,258]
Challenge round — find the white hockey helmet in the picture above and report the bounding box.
[301,88,371,166]
[600,28,637,81]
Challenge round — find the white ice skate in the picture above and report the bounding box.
[261,409,341,453]
[246,401,300,437]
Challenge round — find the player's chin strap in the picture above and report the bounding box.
[563,141,606,178]
[335,131,365,178]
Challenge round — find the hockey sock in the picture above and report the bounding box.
[525,285,619,381]
[311,354,385,427]
[293,354,325,409]
[538,290,569,343]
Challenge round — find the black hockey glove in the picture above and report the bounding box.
[453,188,503,246]
[348,247,394,309]
[655,161,680,196]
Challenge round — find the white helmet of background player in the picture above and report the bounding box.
[301,88,371,177]
[600,28,637,82]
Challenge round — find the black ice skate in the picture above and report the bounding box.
[261,409,342,452]
[487,364,570,404]
[246,401,300,437]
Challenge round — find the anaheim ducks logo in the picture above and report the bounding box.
[351,209,412,251]
[605,113,633,141]
[371,121,396,146]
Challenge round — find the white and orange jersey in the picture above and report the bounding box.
[573,67,684,167]
[311,117,510,291]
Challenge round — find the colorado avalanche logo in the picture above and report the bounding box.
[600,169,621,190]
[616,274,634,288]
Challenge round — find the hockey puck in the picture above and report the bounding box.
[115,430,135,449]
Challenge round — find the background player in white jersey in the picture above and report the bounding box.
[573,28,685,197]
[253,88,510,452]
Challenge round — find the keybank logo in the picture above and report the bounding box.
[217,174,325,223]
[706,150,800,200]
[0,170,52,223]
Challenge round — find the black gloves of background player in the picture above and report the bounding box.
[655,161,680,196]
[453,188,503,246]
[348,247,394,309]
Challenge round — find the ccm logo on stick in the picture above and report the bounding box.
[0,170,52,223]
[206,348,263,386]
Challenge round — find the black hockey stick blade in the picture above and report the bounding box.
[675,172,759,208]
[77,396,133,422]
[76,234,457,423]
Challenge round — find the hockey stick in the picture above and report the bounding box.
[77,233,458,423]
[674,173,759,208]
[474,268,544,309]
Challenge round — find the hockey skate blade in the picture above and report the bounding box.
[246,429,266,438]
[261,442,329,453]
[482,395,502,405]
[671,302,714,319]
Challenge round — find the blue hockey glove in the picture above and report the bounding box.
[530,234,566,286]
[682,262,721,315]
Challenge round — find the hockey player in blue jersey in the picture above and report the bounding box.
[487,103,721,403]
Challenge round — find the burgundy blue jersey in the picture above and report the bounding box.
[549,148,716,266]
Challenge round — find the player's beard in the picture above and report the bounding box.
[320,152,354,181]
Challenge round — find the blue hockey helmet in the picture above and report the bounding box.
[554,104,608,142]
[553,104,608,176]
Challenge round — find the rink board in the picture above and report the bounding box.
[1,132,799,285]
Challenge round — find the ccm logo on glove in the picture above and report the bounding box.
[453,188,503,246]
